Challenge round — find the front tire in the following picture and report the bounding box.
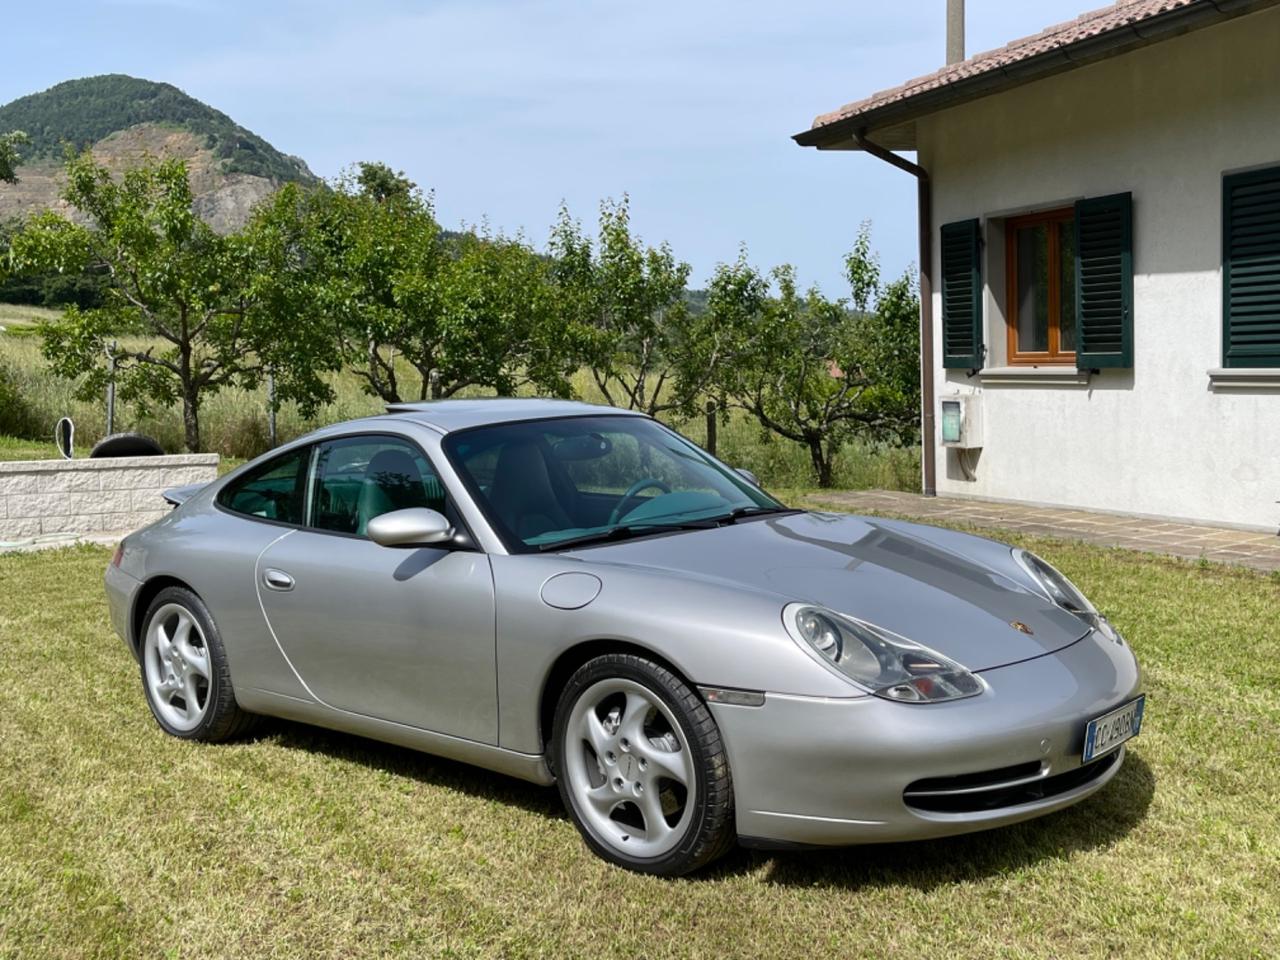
[552,653,736,875]
[139,586,256,742]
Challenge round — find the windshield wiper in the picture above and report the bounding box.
[535,507,799,551]
[537,520,716,552]
[708,505,800,525]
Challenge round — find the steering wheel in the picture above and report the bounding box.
[608,478,672,525]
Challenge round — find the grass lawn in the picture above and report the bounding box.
[1,535,1277,958]
[0,434,56,461]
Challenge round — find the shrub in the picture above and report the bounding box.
[0,360,40,439]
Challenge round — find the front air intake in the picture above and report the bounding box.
[903,752,1119,814]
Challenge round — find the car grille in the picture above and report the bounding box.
[903,751,1120,814]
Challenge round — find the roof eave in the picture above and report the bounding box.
[794,0,1273,151]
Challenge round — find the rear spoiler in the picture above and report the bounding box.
[162,482,208,508]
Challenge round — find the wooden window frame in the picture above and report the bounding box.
[1005,207,1076,365]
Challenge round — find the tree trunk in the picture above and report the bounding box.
[808,435,834,488]
[177,343,201,453]
[182,383,200,453]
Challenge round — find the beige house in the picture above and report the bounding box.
[797,0,1280,530]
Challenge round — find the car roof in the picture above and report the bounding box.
[382,398,647,434]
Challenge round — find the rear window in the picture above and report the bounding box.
[216,447,309,525]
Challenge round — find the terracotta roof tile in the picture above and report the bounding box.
[807,0,1199,133]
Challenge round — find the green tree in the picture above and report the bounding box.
[253,170,586,404]
[707,226,920,487]
[549,197,725,417]
[355,161,416,205]
[1,130,29,184]
[7,150,336,451]
[437,230,583,397]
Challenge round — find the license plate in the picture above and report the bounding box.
[1082,695,1145,763]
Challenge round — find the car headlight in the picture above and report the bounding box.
[1013,549,1123,643]
[783,603,984,703]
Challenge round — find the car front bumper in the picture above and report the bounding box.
[709,628,1142,846]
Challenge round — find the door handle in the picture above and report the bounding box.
[263,568,295,592]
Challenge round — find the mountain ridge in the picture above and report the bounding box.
[0,75,318,234]
[0,75,315,185]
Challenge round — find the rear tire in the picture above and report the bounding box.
[552,653,736,875]
[139,586,256,742]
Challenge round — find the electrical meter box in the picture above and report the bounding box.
[940,394,983,449]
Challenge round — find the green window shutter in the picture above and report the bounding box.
[1223,167,1280,368]
[1074,192,1133,369]
[940,218,983,369]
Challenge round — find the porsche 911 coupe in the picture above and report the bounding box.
[105,398,1144,875]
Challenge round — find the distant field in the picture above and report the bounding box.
[0,303,921,491]
[0,302,60,331]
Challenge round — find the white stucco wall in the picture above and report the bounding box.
[918,7,1280,530]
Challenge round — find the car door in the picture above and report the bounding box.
[255,433,497,743]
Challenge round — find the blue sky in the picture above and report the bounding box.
[4,0,1089,295]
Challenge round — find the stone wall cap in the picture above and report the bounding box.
[0,454,220,474]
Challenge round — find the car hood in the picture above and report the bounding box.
[567,512,1090,672]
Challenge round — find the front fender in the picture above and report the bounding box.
[491,554,859,754]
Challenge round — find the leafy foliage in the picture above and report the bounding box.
[707,225,920,486]
[6,150,336,451]
[354,161,416,205]
[548,197,726,417]
[0,218,107,308]
[0,76,314,183]
[0,359,40,437]
[250,167,589,404]
[0,130,29,184]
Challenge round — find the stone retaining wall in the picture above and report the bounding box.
[0,455,219,541]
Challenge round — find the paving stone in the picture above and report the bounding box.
[806,490,1279,574]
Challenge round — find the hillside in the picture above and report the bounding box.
[0,75,316,232]
[0,75,314,183]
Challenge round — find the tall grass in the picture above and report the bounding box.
[0,304,920,491]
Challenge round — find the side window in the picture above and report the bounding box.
[309,435,446,536]
[217,447,309,525]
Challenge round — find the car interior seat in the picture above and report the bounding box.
[355,448,429,536]
[487,441,574,540]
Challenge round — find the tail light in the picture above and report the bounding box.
[110,543,124,568]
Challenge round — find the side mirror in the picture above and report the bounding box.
[735,467,761,487]
[366,508,455,548]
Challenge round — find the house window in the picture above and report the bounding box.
[1005,208,1076,364]
[1223,166,1280,368]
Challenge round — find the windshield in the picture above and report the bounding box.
[442,415,786,552]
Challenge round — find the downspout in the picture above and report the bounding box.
[853,131,937,496]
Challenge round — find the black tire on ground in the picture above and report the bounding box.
[139,586,257,742]
[551,652,736,876]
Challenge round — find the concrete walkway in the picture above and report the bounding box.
[0,530,126,555]
[804,490,1280,573]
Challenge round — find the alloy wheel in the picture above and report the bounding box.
[143,602,212,732]
[562,678,696,859]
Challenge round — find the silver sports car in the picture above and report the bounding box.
[105,399,1144,875]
